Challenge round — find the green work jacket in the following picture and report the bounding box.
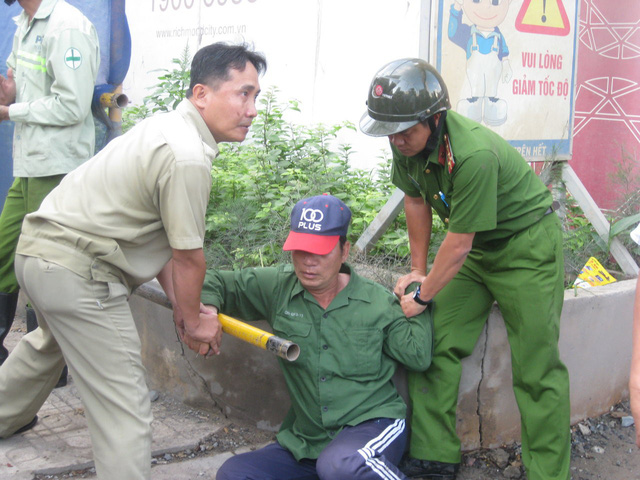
[391,111,552,249]
[201,263,433,461]
[7,0,99,177]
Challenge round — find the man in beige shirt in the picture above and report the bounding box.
[0,42,266,480]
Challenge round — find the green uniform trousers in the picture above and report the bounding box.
[408,213,571,480]
[0,176,64,293]
[0,255,152,479]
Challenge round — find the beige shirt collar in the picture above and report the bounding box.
[177,99,219,157]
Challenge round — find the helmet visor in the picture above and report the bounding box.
[359,111,418,137]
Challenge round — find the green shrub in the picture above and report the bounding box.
[203,87,446,270]
[122,51,635,288]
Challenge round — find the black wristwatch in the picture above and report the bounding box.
[412,285,432,306]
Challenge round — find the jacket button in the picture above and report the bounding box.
[433,194,438,200]
[425,168,431,174]
[445,218,449,223]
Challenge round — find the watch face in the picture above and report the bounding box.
[413,286,430,305]
[413,287,422,303]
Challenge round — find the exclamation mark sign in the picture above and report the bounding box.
[541,0,547,22]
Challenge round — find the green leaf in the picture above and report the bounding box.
[610,213,640,238]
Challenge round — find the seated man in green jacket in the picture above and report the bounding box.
[202,194,433,480]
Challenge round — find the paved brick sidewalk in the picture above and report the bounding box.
[0,315,269,479]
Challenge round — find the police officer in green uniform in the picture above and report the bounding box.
[360,58,570,480]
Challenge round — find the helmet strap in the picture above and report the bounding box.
[422,111,447,158]
[428,115,437,133]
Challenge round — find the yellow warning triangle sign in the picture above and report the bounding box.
[516,0,571,36]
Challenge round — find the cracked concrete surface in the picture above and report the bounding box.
[476,319,489,447]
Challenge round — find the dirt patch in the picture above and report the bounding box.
[147,392,276,457]
[456,401,639,480]
[33,400,638,479]
[33,414,275,480]
[14,304,636,480]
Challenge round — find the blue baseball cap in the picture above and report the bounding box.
[283,194,352,255]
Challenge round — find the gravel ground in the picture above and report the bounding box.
[455,401,639,480]
[33,399,639,480]
[12,308,636,480]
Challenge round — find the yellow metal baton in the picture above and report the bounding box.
[134,282,300,362]
[217,313,299,361]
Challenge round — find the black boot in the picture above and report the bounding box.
[26,306,68,388]
[14,415,38,434]
[399,457,460,479]
[0,292,19,365]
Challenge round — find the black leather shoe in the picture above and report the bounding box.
[54,366,68,388]
[14,415,38,435]
[399,457,460,479]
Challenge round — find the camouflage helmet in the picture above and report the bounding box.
[360,58,451,137]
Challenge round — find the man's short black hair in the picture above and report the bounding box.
[187,42,266,98]
[4,0,17,5]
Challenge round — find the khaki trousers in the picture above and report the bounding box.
[0,255,152,479]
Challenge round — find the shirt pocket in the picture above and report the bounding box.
[272,315,313,367]
[334,326,384,380]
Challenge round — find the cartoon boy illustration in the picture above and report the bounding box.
[448,0,513,126]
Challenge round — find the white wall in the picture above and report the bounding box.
[124,0,428,170]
